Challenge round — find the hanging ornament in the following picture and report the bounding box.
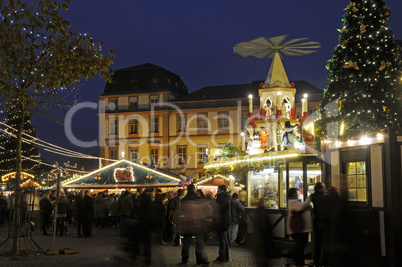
[379,61,392,71]
[338,99,344,111]
[360,23,366,39]
[344,60,359,70]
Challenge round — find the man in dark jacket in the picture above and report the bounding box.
[213,185,231,264]
[179,184,209,265]
[132,187,153,266]
[230,192,244,246]
[82,190,94,238]
[39,190,53,235]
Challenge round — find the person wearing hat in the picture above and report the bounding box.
[230,192,244,247]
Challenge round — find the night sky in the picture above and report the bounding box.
[31,0,402,165]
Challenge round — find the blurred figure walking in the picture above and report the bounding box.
[179,184,209,265]
[213,185,231,264]
[287,188,312,267]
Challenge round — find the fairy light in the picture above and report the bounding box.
[205,153,299,169]
[63,159,181,186]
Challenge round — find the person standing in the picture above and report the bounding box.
[82,190,94,238]
[0,192,7,225]
[133,187,153,266]
[74,189,85,237]
[213,185,231,264]
[57,192,69,236]
[152,193,168,245]
[179,184,209,265]
[287,188,312,267]
[311,182,331,267]
[171,189,185,246]
[229,192,244,247]
[39,190,53,235]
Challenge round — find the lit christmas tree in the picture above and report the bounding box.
[316,0,402,138]
[0,113,41,177]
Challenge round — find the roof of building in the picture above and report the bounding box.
[176,80,323,102]
[101,63,188,97]
[62,160,182,188]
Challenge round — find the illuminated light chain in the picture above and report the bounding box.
[63,159,181,186]
[0,122,116,162]
[204,153,299,168]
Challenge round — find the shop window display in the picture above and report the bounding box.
[289,162,304,202]
[248,168,279,209]
[307,162,322,196]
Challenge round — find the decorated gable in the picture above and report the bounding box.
[63,160,181,188]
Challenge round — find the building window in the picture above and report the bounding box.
[110,149,118,160]
[198,147,208,164]
[240,111,248,130]
[177,146,187,165]
[346,161,367,202]
[150,116,159,133]
[218,112,229,130]
[177,115,186,132]
[109,119,117,135]
[150,95,159,105]
[129,97,138,108]
[150,148,159,165]
[109,98,118,110]
[129,119,138,134]
[129,149,138,162]
[197,113,208,131]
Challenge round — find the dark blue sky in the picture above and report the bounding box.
[32,0,402,164]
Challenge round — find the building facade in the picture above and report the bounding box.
[99,62,323,180]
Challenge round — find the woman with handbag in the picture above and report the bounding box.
[287,187,312,267]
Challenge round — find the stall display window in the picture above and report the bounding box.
[307,162,322,197]
[248,168,279,209]
[289,162,304,202]
[346,161,367,202]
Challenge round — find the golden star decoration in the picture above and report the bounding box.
[146,173,153,180]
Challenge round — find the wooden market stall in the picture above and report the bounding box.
[61,159,182,192]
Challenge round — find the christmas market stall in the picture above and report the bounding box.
[193,174,244,196]
[61,159,182,192]
[1,172,41,192]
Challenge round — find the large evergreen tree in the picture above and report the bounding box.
[0,0,113,255]
[316,0,402,138]
[0,112,40,176]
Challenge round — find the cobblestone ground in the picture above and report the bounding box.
[0,224,292,267]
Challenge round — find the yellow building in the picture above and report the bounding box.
[99,62,323,179]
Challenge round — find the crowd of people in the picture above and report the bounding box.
[0,181,355,267]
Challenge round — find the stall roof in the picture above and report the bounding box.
[62,160,182,188]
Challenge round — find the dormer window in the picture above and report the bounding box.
[109,98,118,110]
[151,77,159,85]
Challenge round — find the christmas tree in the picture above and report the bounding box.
[316,0,402,138]
[0,113,41,177]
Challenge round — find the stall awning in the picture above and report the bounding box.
[62,160,182,188]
